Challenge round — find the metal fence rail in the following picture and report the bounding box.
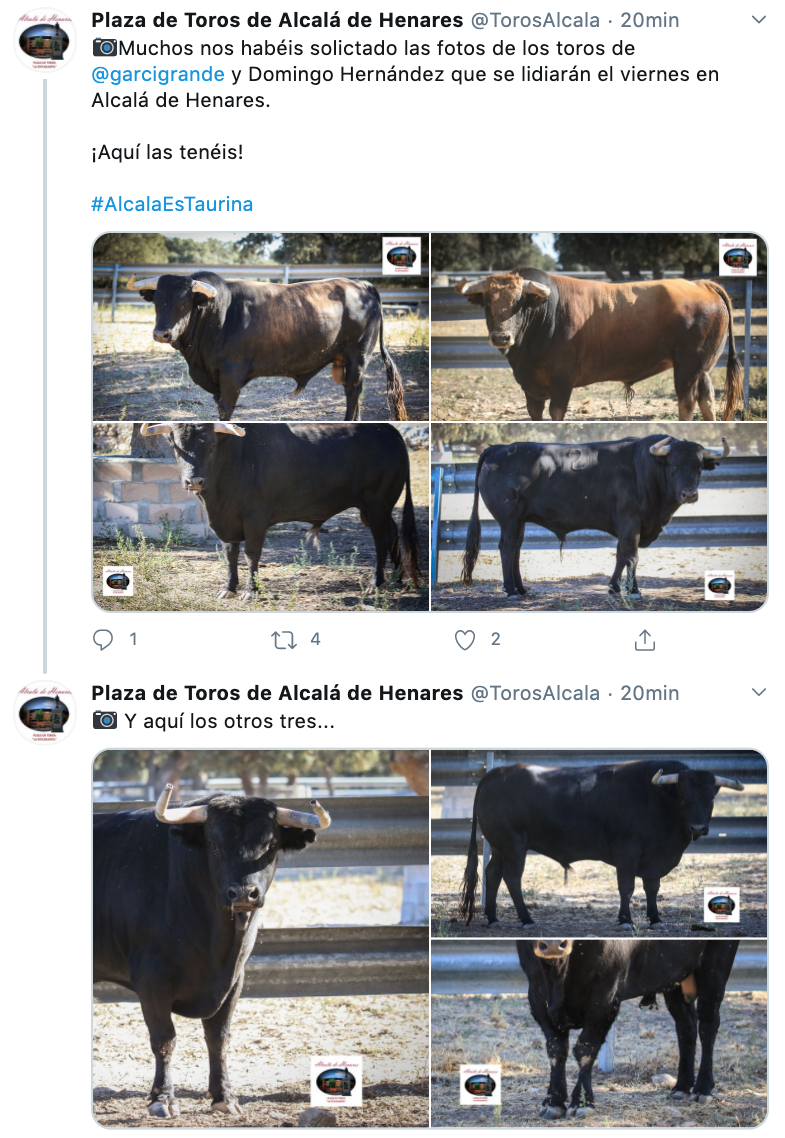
[93,775,410,802]
[430,940,766,995]
[94,263,429,319]
[433,814,766,856]
[93,795,429,867]
[431,750,767,786]
[95,925,428,1002]
[432,336,766,370]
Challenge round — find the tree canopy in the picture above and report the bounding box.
[431,233,555,273]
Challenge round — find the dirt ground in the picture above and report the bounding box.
[431,314,767,421]
[432,546,767,612]
[93,995,429,1128]
[430,990,767,1127]
[93,453,429,612]
[431,852,766,939]
[93,307,430,422]
[262,867,405,929]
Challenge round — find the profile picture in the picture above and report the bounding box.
[19,694,69,732]
[14,680,75,744]
[15,10,75,71]
[19,21,69,58]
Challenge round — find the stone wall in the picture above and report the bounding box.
[93,456,212,542]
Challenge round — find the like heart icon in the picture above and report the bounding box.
[455,630,475,651]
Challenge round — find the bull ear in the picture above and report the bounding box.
[140,290,156,304]
[278,826,316,851]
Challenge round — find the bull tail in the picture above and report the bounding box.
[462,448,491,585]
[458,791,481,924]
[372,288,408,421]
[708,282,743,421]
[400,465,421,586]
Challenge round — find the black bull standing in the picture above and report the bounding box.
[459,760,744,929]
[93,787,331,1118]
[461,434,730,599]
[141,421,421,600]
[127,271,408,421]
[516,939,739,1118]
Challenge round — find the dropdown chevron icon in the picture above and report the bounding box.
[752,15,766,22]
[752,687,766,696]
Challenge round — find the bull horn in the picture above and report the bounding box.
[521,280,551,300]
[214,423,246,437]
[715,775,745,791]
[276,798,331,830]
[155,783,209,825]
[702,438,731,459]
[192,279,218,298]
[650,437,672,457]
[140,422,174,436]
[454,277,487,296]
[652,769,680,786]
[127,275,159,291]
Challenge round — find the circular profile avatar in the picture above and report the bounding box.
[19,695,69,732]
[316,1068,356,1096]
[15,9,75,72]
[14,681,76,744]
[464,1073,497,1097]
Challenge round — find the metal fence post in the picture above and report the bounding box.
[431,464,443,589]
[597,1025,616,1072]
[481,752,493,908]
[283,263,290,284]
[743,277,752,412]
[111,263,119,322]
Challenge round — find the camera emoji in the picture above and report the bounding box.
[94,710,118,730]
[94,37,118,56]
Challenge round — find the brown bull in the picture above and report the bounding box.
[454,268,742,422]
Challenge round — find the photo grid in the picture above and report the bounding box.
[91,234,767,1125]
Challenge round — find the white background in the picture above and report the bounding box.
[2,1,776,1134]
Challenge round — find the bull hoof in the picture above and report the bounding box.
[689,1093,714,1106]
[148,1101,178,1119]
[538,1105,566,1119]
[650,920,666,930]
[521,920,536,929]
[217,589,236,600]
[670,1091,690,1101]
[212,1100,243,1116]
[566,1105,594,1118]
[486,918,499,927]
[617,922,633,932]
[240,591,256,602]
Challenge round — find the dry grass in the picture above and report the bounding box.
[430,991,766,1127]
[93,454,429,613]
[94,995,429,1128]
[93,306,429,422]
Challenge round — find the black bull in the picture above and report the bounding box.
[461,433,729,599]
[141,422,421,600]
[93,788,330,1118]
[459,760,744,928]
[516,939,739,1118]
[128,271,408,422]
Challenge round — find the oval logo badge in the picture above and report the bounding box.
[464,1073,497,1096]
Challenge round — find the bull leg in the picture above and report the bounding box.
[642,875,664,926]
[217,541,240,600]
[501,841,535,927]
[138,1001,179,1118]
[568,1009,620,1117]
[203,977,244,1116]
[343,350,367,422]
[609,531,641,597]
[548,377,573,422]
[216,366,244,421]
[524,393,546,421]
[499,522,526,598]
[696,371,717,421]
[483,847,504,925]
[331,354,346,386]
[691,994,723,1102]
[241,528,268,601]
[366,508,397,587]
[663,987,698,1099]
[538,1027,570,1119]
[615,866,636,929]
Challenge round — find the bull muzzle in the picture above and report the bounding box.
[534,939,573,959]
[489,331,514,351]
[689,824,709,841]
[226,883,263,911]
[154,328,174,344]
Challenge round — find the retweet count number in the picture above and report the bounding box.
[311,632,320,645]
